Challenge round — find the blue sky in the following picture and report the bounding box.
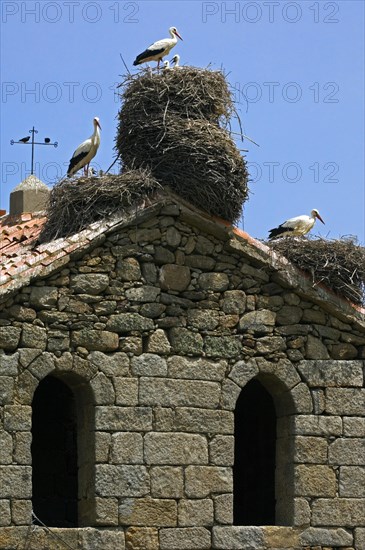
[1,0,364,242]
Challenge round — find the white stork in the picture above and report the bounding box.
[162,59,171,70]
[133,26,183,70]
[170,54,180,68]
[67,117,101,177]
[268,209,325,239]
[87,166,97,177]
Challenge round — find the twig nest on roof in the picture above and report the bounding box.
[118,67,234,124]
[117,115,248,223]
[269,237,365,305]
[38,170,160,243]
[116,67,249,224]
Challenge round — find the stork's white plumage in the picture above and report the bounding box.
[162,59,171,70]
[268,209,325,239]
[133,26,183,70]
[67,117,101,177]
[87,167,97,177]
[170,54,180,68]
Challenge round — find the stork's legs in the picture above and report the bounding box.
[84,163,89,176]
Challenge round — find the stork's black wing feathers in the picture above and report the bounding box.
[268,224,294,240]
[133,47,165,65]
[67,151,88,176]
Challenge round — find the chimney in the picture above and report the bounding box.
[9,174,50,215]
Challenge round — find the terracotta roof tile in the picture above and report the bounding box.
[41,250,69,266]
[63,242,85,255]
[0,209,114,298]
[0,212,49,283]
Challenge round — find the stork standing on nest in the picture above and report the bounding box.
[268,209,325,239]
[67,117,101,177]
[133,26,183,71]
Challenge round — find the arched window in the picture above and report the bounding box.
[234,378,276,525]
[32,373,95,527]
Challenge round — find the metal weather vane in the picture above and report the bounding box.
[10,126,58,175]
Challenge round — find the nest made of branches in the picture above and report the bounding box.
[38,170,161,243]
[269,237,365,305]
[117,114,249,223]
[118,66,234,126]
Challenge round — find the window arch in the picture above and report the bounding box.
[233,373,295,526]
[234,378,276,525]
[31,372,95,527]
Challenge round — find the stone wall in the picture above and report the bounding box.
[0,202,364,549]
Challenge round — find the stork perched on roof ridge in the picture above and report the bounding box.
[268,209,325,240]
[67,117,101,178]
[133,26,183,71]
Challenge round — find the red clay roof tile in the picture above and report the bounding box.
[0,212,48,282]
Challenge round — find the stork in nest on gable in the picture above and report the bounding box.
[268,209,325,240]
[67,117,101,178]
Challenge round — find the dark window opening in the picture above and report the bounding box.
[234,378,276,525]
[32,376,78,527]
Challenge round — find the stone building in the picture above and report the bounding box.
[0,180,364,550]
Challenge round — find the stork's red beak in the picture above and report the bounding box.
[316,213,325,224]
[174,30,183,40]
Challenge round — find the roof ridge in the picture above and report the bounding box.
[0,194,363,326]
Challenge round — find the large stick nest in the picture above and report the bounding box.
[38,170,160,243]
[117,114,248,223]
[118,67,234,124]
[116,67,249,223]
[269,237,365,305]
